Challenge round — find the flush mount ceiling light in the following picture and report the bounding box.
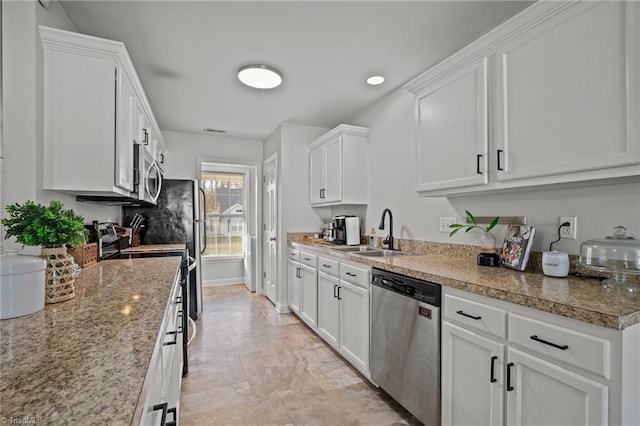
[366,75,385,86]
[237,64,282,89]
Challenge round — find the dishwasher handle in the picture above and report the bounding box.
[380,277,415,297]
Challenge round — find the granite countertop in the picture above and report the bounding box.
[120,243,186,253]
[291,241,640,330]
[0,256,182,425]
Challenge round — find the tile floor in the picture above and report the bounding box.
[179,284,421,425]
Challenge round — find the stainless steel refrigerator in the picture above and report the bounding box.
[123,179,204,320]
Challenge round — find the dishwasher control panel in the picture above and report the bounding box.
[371,268,441,307]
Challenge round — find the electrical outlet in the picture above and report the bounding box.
[560,216,577,239]
[440,217,457,233]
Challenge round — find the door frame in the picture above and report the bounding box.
[262,153,278,300]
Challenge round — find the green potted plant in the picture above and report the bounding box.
[449,210,500,252]
[2,200,87,303]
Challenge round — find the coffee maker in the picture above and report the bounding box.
[331,215,360,245]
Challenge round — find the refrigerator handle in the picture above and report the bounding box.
[199,186,207,254]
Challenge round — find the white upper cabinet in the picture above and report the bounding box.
[406,1,640,196]
[40,26,165,197]
[308,125,370,206]
[413,57,489,192]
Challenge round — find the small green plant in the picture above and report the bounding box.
[449,210,500,237]
[2,200,87,248]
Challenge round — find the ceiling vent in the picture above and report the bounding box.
[203,128,226,134]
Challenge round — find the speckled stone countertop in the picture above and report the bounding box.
[0,256,181,425]
[120,243,186,253]
[290,240,640,330]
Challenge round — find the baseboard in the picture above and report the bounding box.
[203,278,245,287]
[275,301,291,314]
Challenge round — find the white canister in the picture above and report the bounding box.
[0,250,46,319]
[542,251,570,278]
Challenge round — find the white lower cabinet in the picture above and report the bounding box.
[287,258,301,315]
[506,347,607,426]
[442,322,504,426]
[442,287,640,426]
[317,271,340,349]
[288,250,318,330]
[139,273,184,426]
[291,248,371,377]
[317,259,371,377]
[299,264,318,329]
[337,279,370,375]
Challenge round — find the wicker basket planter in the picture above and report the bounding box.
[41,246,76,303]
[68,243,97,268]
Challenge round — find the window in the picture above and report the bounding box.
[200,171,246,257]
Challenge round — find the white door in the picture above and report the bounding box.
[263,154,278,304]
[506,347,608,426]
[441,322,504,426]
[338,280,370,374]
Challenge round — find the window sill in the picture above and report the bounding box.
[202,255,244,262]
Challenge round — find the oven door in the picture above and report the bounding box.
[139,147,162,204]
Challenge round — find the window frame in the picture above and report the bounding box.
[199,166,249,260]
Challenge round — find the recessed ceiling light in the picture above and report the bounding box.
[237,64,282,89]
[366,75,385,86]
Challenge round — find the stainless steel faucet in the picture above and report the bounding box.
[378,208,394,250]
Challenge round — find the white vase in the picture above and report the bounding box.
[479,233,497,251]
[0,250,46,319]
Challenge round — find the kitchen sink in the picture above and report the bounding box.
[332,246,380,252]
[357,250,414,257]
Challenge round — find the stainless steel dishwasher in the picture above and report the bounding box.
[371,268,441,426]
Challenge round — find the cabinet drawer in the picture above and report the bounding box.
[288,249,300,262]
[443,294,506,339]
[340,263,369,288]
[509,313,611,379]
[318,257,339,277]
[300,252,317,268]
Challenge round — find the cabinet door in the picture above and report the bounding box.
[338,280,370,374]
[42,47,118,192]
[309,145,325,204]
[116,71,135,192]
[495,2,640,182]
[415,57,489,193]
[323,136,343,203]
[506,347,608,426]
[317,272,340,350]
[299,264,318,329]
[442,322,504,426]
[287,260,301,315]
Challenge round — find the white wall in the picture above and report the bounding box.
[344,87,640,254]
[162,130,264,285]
[2,0,120,254]
[264,123,328,311]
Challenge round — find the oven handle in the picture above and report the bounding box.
[188,256,197,272]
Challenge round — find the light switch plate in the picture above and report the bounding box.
[440,217,457,233]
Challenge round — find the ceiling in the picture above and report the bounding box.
[60,1,532,141]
